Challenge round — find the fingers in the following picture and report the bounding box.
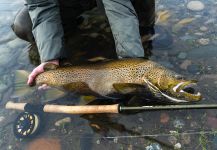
[38,84,50,90]
[27,60,59,86]
[27,64,44,85]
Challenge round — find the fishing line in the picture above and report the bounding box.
[61,130,217,139]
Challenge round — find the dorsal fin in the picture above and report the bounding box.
[43,63,59,71]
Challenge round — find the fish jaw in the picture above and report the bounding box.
[143,77,202,103]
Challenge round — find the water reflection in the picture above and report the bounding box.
[0,0,217,149]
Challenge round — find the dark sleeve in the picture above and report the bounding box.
[26,0,66,62]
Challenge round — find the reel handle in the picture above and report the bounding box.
[5,101,120,114]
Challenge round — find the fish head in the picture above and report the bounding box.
[143,71,202,103]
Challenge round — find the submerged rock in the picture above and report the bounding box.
[177,52,187,59]
[55,117,71,127]
[173,119,185,129]
[187,1,205,11]
[181,133,191,145]
[160,113,170,124]
[168,136,177,145]
[197,38,210,45]
[174,143,182,149]
[26,138,61,150]
[146,143,162,150]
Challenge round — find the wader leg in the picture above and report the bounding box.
[101,0,144,58]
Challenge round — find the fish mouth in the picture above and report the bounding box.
[180,83,201,96]
[172,82,202,102]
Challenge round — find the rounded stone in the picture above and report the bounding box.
[174,143,182,149]
[197,38,210,45]
[187,1,205,11]
[177,52,187,59]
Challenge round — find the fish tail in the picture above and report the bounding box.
[12,70,35,98]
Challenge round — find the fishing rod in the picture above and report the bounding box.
[5,101,217,138]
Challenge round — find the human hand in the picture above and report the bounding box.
[27,60,59,88]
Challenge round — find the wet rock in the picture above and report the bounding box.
[181,133,191,145]
[174,143,181,149]
[145,143,162,150]
[173,119,185,129]
[96,139,100,145]
[168,136,177,145]
[187,64,200,74]
[194,32,204,36]
[26,138,61,150]
[160,113,170,124]
[177,52,187,59]
[197,38,210,45]
[206,116,217,129]
[138,118,144,123]
[199,26,208,32]
[55,117,71,127]
[0,116,5,123]
[8,145,12,150]
[180,60,192,70]
[187,1,205,11]
[113,137,118,144]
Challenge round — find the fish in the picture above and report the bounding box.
[26,58,201,103]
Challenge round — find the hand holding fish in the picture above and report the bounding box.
[27,60,59,89]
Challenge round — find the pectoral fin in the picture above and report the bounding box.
[41,88,67,103]
[113,83,140,94]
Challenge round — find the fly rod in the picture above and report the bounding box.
[5,101,217,114]
[5,101,217,139]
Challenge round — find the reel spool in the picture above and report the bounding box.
[13,112,42,138]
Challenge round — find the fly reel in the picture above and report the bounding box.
[13,112,42,138]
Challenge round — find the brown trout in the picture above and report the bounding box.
[33,58,201,102]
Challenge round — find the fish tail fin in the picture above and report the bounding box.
[12,70,35,98]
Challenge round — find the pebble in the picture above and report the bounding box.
[173,119,185,129]
[197,38,210,45]
[96,139,100,145]
[180,60,192,70]
[174,143,182,149]
[145,143,162,150]
[168,136,177,145]
[8,145,12,150]
[194,32,204,36]
[177,52,187,59]
[55,117,71,127]
[199,26,208,32]
[160,113,170,124]
[113,137,118,143]
[0,116,5,122]
[181,133,191,145]
[187,1,205,11]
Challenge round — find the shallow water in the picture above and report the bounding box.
[0,0,217,150]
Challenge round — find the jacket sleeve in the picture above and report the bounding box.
[26,0,65,62]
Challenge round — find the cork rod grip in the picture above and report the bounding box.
[5,101,26,110]
[43,104,119,114]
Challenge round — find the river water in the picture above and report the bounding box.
[0,0,217,150]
